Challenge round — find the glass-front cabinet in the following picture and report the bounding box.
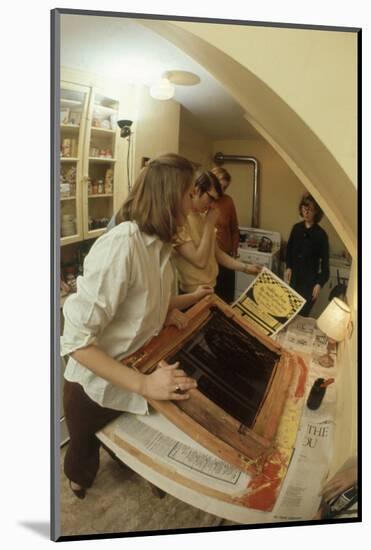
[84,92,119,239]
[60,83,120,246]
[60,82,90,245]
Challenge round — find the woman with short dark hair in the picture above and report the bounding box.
[285,192,329,316]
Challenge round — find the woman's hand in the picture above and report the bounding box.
[285,268,292,283]
[141,360,197,401]
[319,466,357,503]
[164,308,189,330]
[193,284,214,302]
[312,283,321,301]
[246,264,262,275]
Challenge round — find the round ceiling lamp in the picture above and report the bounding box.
[149,78,175,100]
[163,70,201,86]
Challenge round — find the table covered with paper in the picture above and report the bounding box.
[98,269,337,523]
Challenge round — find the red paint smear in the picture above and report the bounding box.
[295,356,308,397]
[244,478,281,511]
[239,449,287,512]
[262,459,281,478]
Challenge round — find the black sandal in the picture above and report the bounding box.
[69,480,86,500]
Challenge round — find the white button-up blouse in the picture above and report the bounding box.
[61,221,173,413]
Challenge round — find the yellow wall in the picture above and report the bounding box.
[173,22,357,185]
[212,139,346,254]
[178,107,214,168]
[132,85,180,178]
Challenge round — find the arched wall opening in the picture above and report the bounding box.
[142,19,357,259]
[142,18,358,473]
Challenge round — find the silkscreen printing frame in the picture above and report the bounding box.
[122,295,295,472]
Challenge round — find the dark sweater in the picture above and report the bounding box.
[286,221,330,291]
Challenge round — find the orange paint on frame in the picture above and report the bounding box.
[295,356,308,397]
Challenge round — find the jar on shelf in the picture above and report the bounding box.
[98,180,104,194]
[60,183,70,198]
[104,168,114,194]
[87,178,92,195]
[62,138,71,157]
[92,181,98,194]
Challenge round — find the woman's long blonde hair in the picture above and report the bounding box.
[115,153,194,242]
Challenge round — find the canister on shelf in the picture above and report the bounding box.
[92,181,98,194]
[104,168,114,194]
[60,183,70,197]
[62,138,71,157]
[71,139,77,157]
[98,179,104,194]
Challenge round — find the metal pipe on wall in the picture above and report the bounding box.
[213,152,259,228]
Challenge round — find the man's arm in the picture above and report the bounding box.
[176,209,218,269]
[215,243,261,274]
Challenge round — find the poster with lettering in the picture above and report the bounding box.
[232,268,306,336]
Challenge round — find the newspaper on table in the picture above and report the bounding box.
[272,317,337,520]
[232,268,306,337]
[113,411,251,495]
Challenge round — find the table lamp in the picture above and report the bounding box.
[316,298,351,367]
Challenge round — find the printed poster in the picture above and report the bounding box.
[232,267,305,336]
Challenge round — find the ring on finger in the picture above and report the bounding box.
[175,384,182,394]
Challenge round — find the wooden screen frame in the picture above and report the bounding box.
[121,295,294,472]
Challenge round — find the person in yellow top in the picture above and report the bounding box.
[172,171,260,297]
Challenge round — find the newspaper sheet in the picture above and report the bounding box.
[232,268,306,336]
[113,411,251,494]
[272,317,337,520]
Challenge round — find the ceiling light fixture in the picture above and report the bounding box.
[149,70,200,101]
[163,70,201,86]
[149,77,175,101]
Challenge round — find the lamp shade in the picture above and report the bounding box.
[149,78,175,100]
[316,298,351,342]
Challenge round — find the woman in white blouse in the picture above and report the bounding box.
[61,154,212,499]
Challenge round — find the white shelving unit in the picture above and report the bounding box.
[83,90,119,239]
[59,83,120,245]
[60,82,90,246]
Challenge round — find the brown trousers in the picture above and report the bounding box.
[63,380,121,488]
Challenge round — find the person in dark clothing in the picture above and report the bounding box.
[285,193,329,317]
